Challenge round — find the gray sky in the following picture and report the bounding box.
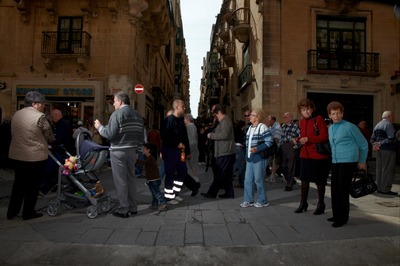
[180,0,222,118]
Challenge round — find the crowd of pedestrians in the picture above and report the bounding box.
[2,91,398,229]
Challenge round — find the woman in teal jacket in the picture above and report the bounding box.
[327,102,368,228]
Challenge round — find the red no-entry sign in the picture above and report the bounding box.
[134,84,144,94]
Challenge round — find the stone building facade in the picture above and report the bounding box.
[200,0,399,130]
[0,0,189,130]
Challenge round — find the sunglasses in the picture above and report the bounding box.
[244,114,250,117]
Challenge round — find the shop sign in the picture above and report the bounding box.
[16,85,95,97]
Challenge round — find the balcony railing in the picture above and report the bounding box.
[307,50,379,76]
[230,7,250,43]
[223,41,235,67]
[238,64,252,90]
[41,31,92,57]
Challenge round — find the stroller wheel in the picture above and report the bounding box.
[100,200,111,212]
[86,206,98,219]
[47,203,61,216]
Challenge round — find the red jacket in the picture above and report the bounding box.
[299,115,329,160]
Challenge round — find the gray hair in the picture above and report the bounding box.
[24,91,46,107]
[114,91,130,105]
[382,111,393,119]
[184,113,194,122]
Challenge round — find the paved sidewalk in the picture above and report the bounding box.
[0,161,399,265]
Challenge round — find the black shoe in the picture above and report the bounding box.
[294,201,308,213]
[22,213,43,220]
[112,211,129,218]
[218,194,234,199]
[332,221,346,228]
[7,214,18,220]
[191,188,199,197]
[327,217,334,222]
[200,193,216,199]
[284,186,293,191]
[128,211,137,216]
[313,202,326,215]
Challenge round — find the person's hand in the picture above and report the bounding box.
[178,143,185,149]
[250,147,258,153]
[94,119,102,129]
[358,163,367,171]
[299,137,308,145]
[372,142,380,152]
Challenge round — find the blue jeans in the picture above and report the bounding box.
[243,159,269,204]
[146,179,167,206]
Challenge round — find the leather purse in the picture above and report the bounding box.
[350,169,378,198]
[314,117,331,155]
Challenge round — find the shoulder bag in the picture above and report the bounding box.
[314,117,331,155]
[256,124,278,158]
[350,169,378,198]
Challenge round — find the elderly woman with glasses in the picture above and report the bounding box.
[240,109,274,208]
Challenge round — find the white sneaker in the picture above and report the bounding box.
[240,202,253,208]
[254,202,270,208]
[175,196,183,202]
[168,199,180,205]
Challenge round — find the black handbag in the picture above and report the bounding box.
[350,169,378,198]
[260,141,278,158]
[314,117,331,155]
[256,124,278,158]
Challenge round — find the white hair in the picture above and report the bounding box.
[382,111,392,119]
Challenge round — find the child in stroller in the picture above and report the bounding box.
[47,131,111,219]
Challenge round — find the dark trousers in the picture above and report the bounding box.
[184,173,200,191]
[162,147,187,199]
[8,159,46,218]
[281,143,298,188]
[207,154,235,197]
[331,162,357,223]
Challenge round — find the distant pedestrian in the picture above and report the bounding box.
[147,124,162,153]
[201,104,236,199]
[94,91,144,218]
[184,113,199,181]
[280,112,300,191]
[7,91,55,220]
[370,111,397,196]
[72,120,93,140]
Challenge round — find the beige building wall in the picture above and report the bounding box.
[0,0,188,128]
[202,0,399,130]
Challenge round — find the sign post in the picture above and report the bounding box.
[134,84,144,94]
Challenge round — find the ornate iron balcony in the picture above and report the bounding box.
[41,31,91,57]
[308,49,379,76]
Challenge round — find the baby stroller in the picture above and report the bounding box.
[47,131,111,219]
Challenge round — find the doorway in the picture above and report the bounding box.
[307,92,374,132]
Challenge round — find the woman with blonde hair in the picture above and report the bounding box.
[240,109,274,208]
